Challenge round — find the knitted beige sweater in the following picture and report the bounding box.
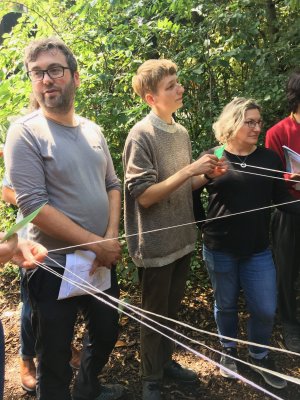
[123,111,197,268]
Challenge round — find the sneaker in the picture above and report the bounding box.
[142,381,161,400]
[248,354,287,389]
[283,323,300,353]
[94,384,126,400]
[164,360,198,382]
[219,347,238,379]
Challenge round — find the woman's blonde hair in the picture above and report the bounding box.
[213,97,261,144]
[132,59,177,100]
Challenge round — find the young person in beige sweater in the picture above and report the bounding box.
[123,59,226,400]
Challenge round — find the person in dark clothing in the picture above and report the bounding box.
[265,70,300,353]
[194,97,300,390]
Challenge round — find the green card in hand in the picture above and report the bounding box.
[214,144,225,159]
[1,203,46,243]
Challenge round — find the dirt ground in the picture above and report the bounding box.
[0,267,299,400]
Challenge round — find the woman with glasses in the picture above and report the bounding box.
[195,97,300,389]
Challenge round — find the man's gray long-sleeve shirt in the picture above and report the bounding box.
[5,110,121,266]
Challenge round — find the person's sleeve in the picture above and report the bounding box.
[1,173,12,189]
[4,123,49,217]
[265,126,292,182]
[191,147,216,229]
[188,134,193,163]
[192,188,206,230]
[99,131,121,193]
[123,136,157,199]
[2,145,13,188]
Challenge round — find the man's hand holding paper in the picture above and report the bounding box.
[58,250,112,300]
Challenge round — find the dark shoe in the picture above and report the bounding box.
[20,358,36,393]
[219,347,238,379]
[248,354,287,389]
[283,323,300,353]
[142,381,161,400]
[164,360,198,382]
[94,384,125,400]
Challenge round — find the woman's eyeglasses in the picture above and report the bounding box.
[244,120,264,129]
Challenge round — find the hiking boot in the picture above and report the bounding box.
[248,354,287,389]
[219,347,238,379]
[164,360,198,382]
[283,322,300,353]
[94,384,126,400]
[20,358,36,393]
[142,381,161,400]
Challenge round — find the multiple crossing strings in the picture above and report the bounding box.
[25,162,300,398]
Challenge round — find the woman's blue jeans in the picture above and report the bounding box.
[203,245,277,358]
[20,268,36,359]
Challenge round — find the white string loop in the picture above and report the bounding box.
[32,259,289,400]
[49,197,300,254]
[32,255,300,389]
[22,162,300,398]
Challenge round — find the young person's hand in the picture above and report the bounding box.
[207,156,228,179]
[190,154,220,176]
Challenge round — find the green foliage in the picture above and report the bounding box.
[1,0,300,150]
[0,262,19,280]
[0,0,299,286]
[118,238,139,287]
[0,158,16,232]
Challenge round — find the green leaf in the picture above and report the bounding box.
[1,203,46,242]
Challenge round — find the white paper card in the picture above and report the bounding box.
[57,250,111,300]
[283,145,300,190]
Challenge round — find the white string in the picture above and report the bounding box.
[45,254,300,353]
[47,163,300,252]
[31,259,288,399]
[230,160,297,178]
[25,162,300,396]
[35,260,300,389]
[49,197,300,253]
[38,255,300,385]
[227,167,300,183]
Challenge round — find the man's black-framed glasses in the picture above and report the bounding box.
[27,66,71,82]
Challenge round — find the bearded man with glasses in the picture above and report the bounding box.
[4,37,125,400]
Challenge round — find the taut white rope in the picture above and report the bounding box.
[25,164,300,397]
[37,255,300,386]
[49,197,300,254]
[32,259,286,400]
[230,160,298,178]
[227,167,300,183]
